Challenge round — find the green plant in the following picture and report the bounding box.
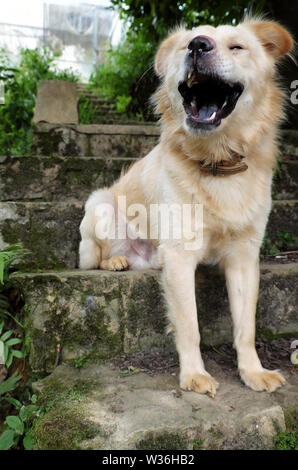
[116,94,132,113]
[0,48,79,155]
[0,392,43,450]
[274,417,298,450]
[0,371,21,397]
[0,244,26,326]
[73,357,92,369]
[0,320,24,368]
[89,32,157,120]
[276,232,298,250]
[78,94,98,124]
[261,231,298,256]
[261,231,279,256]
[0,243,41,450]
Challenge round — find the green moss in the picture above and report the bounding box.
[33,402,99,449]
[18,275,126,372]
[137,432,188,450]
[205,426,224,449]
[192,439,203,450]
[274,411,298,450]
[33,371,104,449]
[1,219,68,270]
[32,129,65,156]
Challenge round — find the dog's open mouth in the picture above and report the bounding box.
[178,71,244,130]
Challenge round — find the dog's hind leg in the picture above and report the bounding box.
[79,238,102,269]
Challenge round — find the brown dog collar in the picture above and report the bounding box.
[198,153,248,176]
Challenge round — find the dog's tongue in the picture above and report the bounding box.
[198,104,218,120]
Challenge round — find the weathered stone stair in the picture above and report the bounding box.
[77,83,128,124]
[1,125,297,269]
[0,82,297,449]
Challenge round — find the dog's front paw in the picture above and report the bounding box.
[180,371,219,398]
[240,368,285,392]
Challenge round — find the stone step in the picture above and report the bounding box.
[0,201,82,269]
[31,124,298,158]
[11,263,298,373]
[79,94,112,105]
[0,155,135,202]
[31,123,160,157]
[30,360,297,450]
[1,156,297,202]
[1,200,297,269]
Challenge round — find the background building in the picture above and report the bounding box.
[0,0,122,79]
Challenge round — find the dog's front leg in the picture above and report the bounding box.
[161,246,219,397]
[223,244,285,392]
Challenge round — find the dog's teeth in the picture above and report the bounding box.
[188,71,192,79]
[228,82,234,87]
[222,99,228,108]
[208,112,216,120]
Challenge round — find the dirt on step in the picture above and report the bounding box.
[113,338,297,378]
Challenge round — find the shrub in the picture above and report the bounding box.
[89,32,158,120]
[0,48,79,155]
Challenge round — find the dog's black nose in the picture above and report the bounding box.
[188,35,215,54]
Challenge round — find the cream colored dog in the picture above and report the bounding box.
[79,18,294,397]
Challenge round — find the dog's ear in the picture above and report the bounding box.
[248,21,294,59]
[155,30,185,77]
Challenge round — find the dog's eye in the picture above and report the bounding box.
[229,45,243,51]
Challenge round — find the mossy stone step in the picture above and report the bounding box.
[31,123,160,157]
[30,361,297,450]
[0,155,135,202]
[0,200,297,269]
[1,156,297,202]
[31,124,297,158]
[11,264,298,373]
[0,201,82,269]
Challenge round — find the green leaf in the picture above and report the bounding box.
[0,371,21,396]
[31,394,37,404]
[0,429,15,450]
[23,433,34,450]
[5,352,13,368]
[6,415,24,434]
[0,340,4,363]
[5,338,22,347]
[26,404,39,413]
[4,343,8,363]
[0,330,13,342]
[19,404,38,421]
[12,349,24,358]
[5,397,22,409]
